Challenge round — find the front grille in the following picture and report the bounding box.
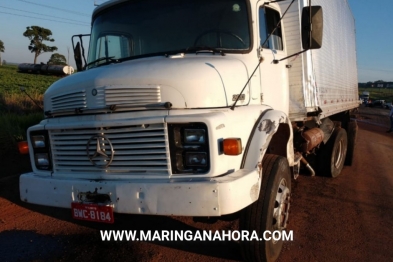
[50,123,170,175]
[105,86,161,106]
[51,90,87,111]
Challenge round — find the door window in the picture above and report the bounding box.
[259,7,283,50]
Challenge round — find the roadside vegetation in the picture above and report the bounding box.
[0,64,60,156]
[359,87,393,102]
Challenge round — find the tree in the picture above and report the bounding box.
[23,26,58,64]
[48,53,67,65]
[0,40,4,66]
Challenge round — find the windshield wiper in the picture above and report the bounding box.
[186,46,225,56]
[86,56,119,68]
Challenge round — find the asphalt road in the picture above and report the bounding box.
[0,122,392,262]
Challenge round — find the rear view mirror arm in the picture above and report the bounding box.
[72,34,90,71]
[273,49,308,64]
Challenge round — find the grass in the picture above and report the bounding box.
[0,64,60,94]
[0,91,43,114]
[0,64,60,155]
[0,113,44,155]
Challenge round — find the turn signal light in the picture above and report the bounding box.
[18,141,29,155]
[223,138,242,155]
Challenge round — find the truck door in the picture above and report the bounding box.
[257,3,289,115]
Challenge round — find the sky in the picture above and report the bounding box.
[0,0,392,83]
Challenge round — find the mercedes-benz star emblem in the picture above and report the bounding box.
[86,135,114,168]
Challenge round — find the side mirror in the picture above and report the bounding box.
[74,42,83,72]
[302,6,323,50]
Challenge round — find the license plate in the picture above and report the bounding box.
[71,202,114,224]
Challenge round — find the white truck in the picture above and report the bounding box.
[361,90,370,104]
[20,0,358,261]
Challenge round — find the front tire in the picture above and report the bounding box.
[240,154,291,262]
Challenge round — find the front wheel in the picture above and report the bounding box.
[240,154,291,262]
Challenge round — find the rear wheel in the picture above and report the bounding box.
[345,120,358,166]
[240,154,291,262]
[317,128,348,177]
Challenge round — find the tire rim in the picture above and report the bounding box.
[334,139,344,168]
[272,178,290,243]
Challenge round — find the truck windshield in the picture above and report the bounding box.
[87,0,251,68]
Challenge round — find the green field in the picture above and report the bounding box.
[0,64,60,155]
[0,64,59,93]
[358,87,393,102]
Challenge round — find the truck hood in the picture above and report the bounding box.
[44,55,250,114]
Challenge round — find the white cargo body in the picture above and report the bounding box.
[279,0,358,120]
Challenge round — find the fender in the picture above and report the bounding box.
[241,109,294,173]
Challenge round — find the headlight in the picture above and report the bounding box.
[31,135,46,148]
[184,129,206,144]
[30,130,52,171]
[168,123,209,174]
[185,152,207,167]
[34,153,51,169]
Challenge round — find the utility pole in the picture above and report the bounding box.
[67,46,70,75]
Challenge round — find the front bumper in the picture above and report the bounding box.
[20,169,260,216]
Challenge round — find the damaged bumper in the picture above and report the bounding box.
[20,169,260,216]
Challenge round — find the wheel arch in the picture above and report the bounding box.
[241,109,294,173]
